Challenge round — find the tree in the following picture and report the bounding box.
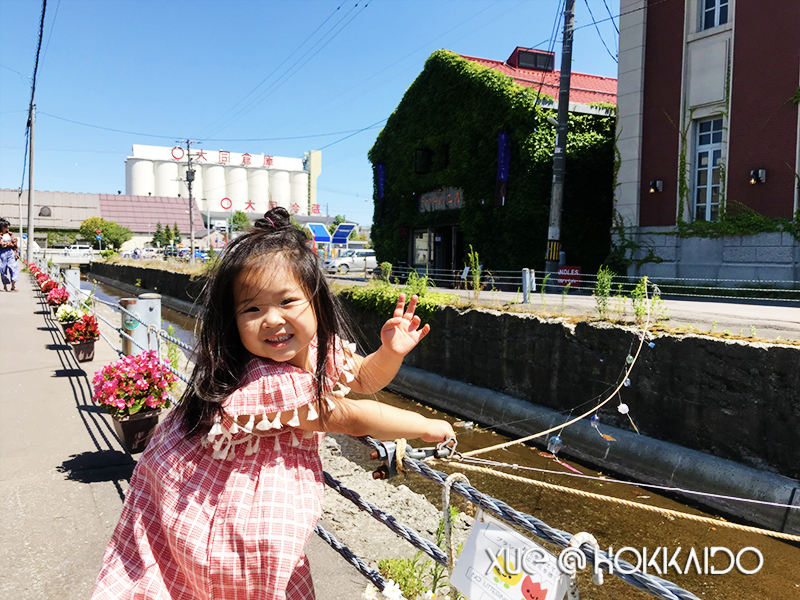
[231,210,252,232]
[152,222,165,248]
[327,215,347,234]
[79,217,132,251]
[164,225,174,246]
[173,222,182,244]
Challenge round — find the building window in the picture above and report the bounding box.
[702,0,728,30]
[694,118,724,222]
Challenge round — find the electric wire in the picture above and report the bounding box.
[583,0,618,63]
[192,0,351,139]
[201,1,372,140]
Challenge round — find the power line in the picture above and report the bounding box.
[583,0,618,63]
[39,0,61,74]
[36,110,385,143]
[202,1,372,140]
[192,0,350,139]
[573,0,675,33]
[18,0,47,196]
[600,0,620,35]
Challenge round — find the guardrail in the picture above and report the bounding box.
[386,264,800,303]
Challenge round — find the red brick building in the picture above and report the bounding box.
[616,0,800,281]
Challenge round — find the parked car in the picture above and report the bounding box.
[323,249,377,274]
[67,243,93,257]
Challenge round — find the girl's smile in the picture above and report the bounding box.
[234,262,317,369]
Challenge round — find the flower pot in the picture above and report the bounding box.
[60,321,78,335]
[71,340,96,363]
[112,410,162,454]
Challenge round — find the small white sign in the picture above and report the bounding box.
[449,512,570,600]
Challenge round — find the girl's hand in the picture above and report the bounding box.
[380,293,430,357]
[420,419,456,443]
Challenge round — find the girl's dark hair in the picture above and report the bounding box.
[176,207,354,438]
[0,218,9,229]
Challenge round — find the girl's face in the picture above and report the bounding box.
[234,260,317,370]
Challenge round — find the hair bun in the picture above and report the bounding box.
[254,207,292,231]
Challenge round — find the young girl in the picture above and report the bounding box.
[92,207,455,600]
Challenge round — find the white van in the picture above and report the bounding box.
[67,244,93,257]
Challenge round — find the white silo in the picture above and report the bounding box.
[128,158,155,196]
[270,170,291,210]
[290,171,309,215]
[226,166,248,210]
[249,169,270,214]
[203,164,227,208]
[154,161,179,197]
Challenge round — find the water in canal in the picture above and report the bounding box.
[86,279,800,600]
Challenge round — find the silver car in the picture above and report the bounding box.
[324,249,377,274]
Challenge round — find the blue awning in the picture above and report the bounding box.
[331,223,356,244]
[305,223,331,243]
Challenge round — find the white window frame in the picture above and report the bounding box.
[701,0,729,30]
[693,117,725,222]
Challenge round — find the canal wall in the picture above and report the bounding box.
[344,302,800,483]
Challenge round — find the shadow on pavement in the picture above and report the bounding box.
[58,450,135,484]
[46,343,72,351]
[54,368,88,378]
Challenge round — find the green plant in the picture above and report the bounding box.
[750,325,757,338]
[100,248,119,260]
[379,262,393,281]
[135,278,142,287]
[723,329,731,337]
[338,280,456,325]
[711,320,718,332]
[630,276,649,324]
[466,245,483,303]
[377,507,462,598]
[594,266,614,319]
[560,282,570,312]
[611,283,627,321]
[164,325,182,391]
[540,273,550,311]
[405,269,432,297]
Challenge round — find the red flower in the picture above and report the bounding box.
[66,314,100,343]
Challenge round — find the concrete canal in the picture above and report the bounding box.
[85,278,800,600]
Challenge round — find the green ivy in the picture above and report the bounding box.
[677,200,800,241]
[368,49,615,273]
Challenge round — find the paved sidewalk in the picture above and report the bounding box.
[0,274,365,599]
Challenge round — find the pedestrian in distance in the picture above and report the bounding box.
[0,218,20,292]
[92,206,455,600]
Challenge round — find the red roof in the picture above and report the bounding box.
[99,194,204,235]
[459,47,617,106]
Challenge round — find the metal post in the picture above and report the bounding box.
[137,293,162,352]
[522,268,531,304]
[544,0,575,279]
[26,104,35,263]
[120,298,140,356]
[63,267,81,307]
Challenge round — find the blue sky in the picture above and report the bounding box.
[0,0,619,226]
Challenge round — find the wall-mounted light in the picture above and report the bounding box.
[749,169,766,185]
[649,180,663,193]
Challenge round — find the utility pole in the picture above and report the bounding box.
[544,0,575,277]
[26,104,36,264]
[181,140,198,265]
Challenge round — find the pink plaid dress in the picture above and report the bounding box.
[92,338,356,600]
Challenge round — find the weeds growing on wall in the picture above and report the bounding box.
[338,279,457,325]
[594,266,614,319]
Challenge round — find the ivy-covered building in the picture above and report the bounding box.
[616,0,800,281]
[368,48,617,276]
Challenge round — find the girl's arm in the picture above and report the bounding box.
[348,293,429,394]
[237,398,454,443]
